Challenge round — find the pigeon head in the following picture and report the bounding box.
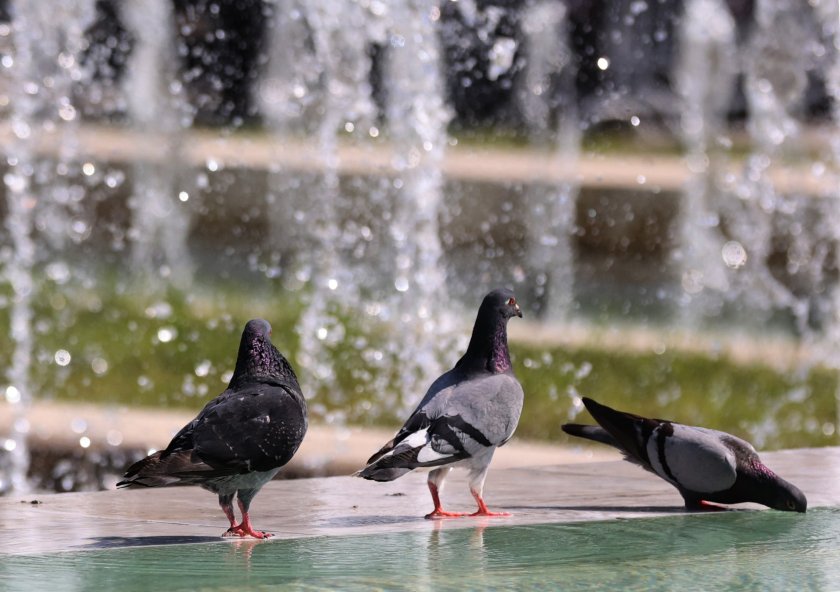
[744,460,807,513]
[229,319,300,390]
[458,288,522,374]
[763,474,807,513]
[481,288,523,320]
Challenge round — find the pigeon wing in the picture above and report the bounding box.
[428,373,524,451]
[182,382,308,474]
[646,424,739,493]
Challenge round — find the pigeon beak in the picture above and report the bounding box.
[514,303,522,318]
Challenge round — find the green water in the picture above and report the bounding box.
[3,510,840,591]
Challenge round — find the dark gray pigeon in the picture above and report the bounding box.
[357,288,524,519]
[562,397,806,512]
[118,319,308,538]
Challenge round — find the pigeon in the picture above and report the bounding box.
[117,319,308,538]
[357,288,524,519]
[562,397,807,512]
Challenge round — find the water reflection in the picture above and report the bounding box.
[3,510,840,591]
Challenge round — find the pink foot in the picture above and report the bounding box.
[425,508,468,520]
[470,490,510,517]
[469,509,511,517]
[689,500,728,512]
[223,524,273,539]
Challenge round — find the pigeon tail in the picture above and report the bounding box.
[117,451,189,488]
[579,396,657,463]
[356,435,463,482]
[561,424,621,448]
[117,449,235,488]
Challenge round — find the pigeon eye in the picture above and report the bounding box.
[507,297,516,306]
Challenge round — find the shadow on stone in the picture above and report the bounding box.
[504,505,690,513]
[81,535,222,549]
[321,515,420,528]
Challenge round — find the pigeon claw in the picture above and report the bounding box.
[424,509,468,519]
[687,500,728,512]
[223,524,273,539]
[469,509,511,518]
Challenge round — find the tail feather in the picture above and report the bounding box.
[116,450,226,488]
[580,397,656,462]
[356,442,460,482]
[561,424,621,448]
[366,437,397,465]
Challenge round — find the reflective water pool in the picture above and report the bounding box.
[3,509,839,591]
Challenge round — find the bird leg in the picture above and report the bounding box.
[223,496,273,539]
[425,468,466,519]
[467,463,510,517]
[469,488,510,517]
[685,499,728,512]
[219,493,237,529]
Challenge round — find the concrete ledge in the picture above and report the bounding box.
[1,401,618,489]
[1,447,836,556]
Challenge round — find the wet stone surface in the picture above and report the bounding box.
[0,447,837,556]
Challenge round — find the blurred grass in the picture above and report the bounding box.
[1,273,837,451]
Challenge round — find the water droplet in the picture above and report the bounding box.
[58,104,76,122]
[5,386,20,404]
[79,437,91,449]
[157,327,177,343]
[721,241,747,269]
[82,163,95,176]
[3,439,15,452]
[195,360,212,377]
[107,430,124,446]
[597,57,610,70]
[630,116,640,126]
[91,357,108,376]
[178,191,189,202]
[54,349,72,366]
[70,418,87,434]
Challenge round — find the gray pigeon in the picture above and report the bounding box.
[562,397,807,512]
[118,319,308,538]
[357,288,524,518]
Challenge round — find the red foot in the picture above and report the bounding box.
[469,509,511,517]
[425,508,468,520]
[691,500,727,512]
[223,524,273,539]
[469,490,510,517]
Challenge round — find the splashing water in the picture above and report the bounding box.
[0,0,96,493]
[673,0,737,322]
[122,0,193,290]
[519,1,579,319]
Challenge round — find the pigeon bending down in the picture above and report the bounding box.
[562,397,806,512]
[356,288,524,519]
[117,319,308,538]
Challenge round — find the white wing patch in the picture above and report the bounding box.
[403,428,430,449]
[390,427,454,464]
[647,424,737,493]
[417,443,451,463]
